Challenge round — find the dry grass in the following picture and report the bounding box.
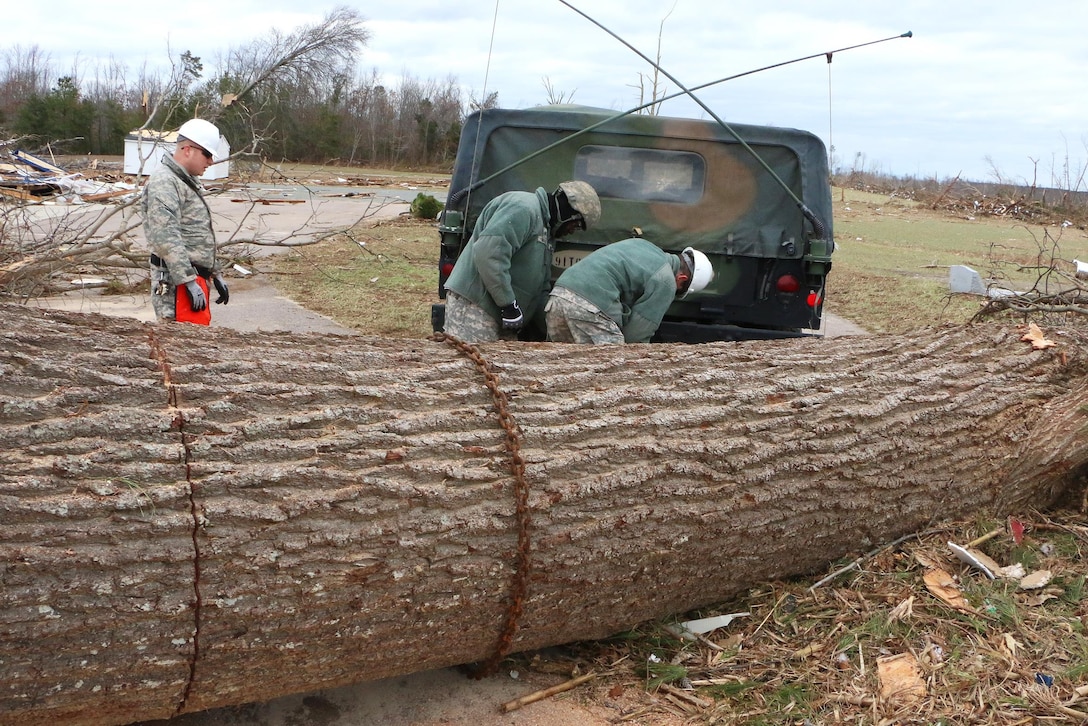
[272,215,440,338]
[505,511,1088,725]
[828,187,1087,335]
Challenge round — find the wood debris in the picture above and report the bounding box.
[0,149,136,204]
[876,652,927,705]
[1020,322,1057,349]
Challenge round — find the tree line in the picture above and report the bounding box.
[0,7,480,171]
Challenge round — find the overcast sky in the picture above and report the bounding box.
[9,1,1088,186]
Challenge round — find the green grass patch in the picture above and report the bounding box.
[828,189,1062,333]
[272,217,440,338]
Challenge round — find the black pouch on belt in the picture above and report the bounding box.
[150,254,212,279]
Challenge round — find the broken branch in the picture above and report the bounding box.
[500,672,596,712]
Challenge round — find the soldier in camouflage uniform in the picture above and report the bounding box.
[442,181,600,343]
[142,118,229,323]
[546,239,714,344]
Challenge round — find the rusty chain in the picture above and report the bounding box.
[431,332,532,679]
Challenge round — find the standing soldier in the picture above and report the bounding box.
[143,118,230,325]
[442,181,600,343]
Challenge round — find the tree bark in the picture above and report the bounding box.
[2,304,1086,726]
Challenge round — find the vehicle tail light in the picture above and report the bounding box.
[807,291,823,307]
[441,262,455,278]
[775,274,800,293]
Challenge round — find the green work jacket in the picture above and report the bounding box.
[553,238,680,343]
[443,188,553,323]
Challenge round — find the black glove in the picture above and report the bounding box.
[500,301,524,330]
[184,279,207,311]
[212,274,229,305]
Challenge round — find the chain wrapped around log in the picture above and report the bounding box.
[2,304,1087,726]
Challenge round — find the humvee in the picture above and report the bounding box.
[432,104,834,342]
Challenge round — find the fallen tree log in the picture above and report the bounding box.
[1,304,1086,726]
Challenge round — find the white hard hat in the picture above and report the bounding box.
[177,118,223,161]
[681,247,713,298]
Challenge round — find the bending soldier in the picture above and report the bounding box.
[546,238,714,344]
[442,181,600,342]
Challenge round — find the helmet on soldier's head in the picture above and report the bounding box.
[177,119,223,161]
[680,247,714,298]
[556,181,601,230]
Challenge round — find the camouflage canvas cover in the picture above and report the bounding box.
[438,104,835,341]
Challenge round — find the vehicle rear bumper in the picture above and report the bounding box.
[652,321,819,343]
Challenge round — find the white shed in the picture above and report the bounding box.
[123,128,231,180]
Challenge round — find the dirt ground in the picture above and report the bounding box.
[140,664,630,726]
[27,175,863,726]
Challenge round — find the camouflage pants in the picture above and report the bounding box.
[150,265,177,321]
[545,287,625,344]
[443,291,507,343]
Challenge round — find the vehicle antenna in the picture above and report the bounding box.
[447,26,912,210]
[557,0,912,239]
[462,0,503,214]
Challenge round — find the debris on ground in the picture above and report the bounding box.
[0,150,137,204]
[509,509,1088,724]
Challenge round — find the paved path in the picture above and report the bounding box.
[32,274,356,335]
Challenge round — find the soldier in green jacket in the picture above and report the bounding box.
[142,118,230,324]
[443,181,600,343]
[545,238,714,344]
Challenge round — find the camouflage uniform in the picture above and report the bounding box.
[142,154,218,321]
[544,287,625,344]
[442,188,553,343]
[444,291,499,342]
[546,238,681,344]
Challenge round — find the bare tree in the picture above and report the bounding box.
[470,89,500,112]
[219,6,370,111]
[627,3,676,115]
[0,44,54,120]
[542,76,576,105]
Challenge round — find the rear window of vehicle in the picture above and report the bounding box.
[573,145,706,204]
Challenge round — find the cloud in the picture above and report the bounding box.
[8,0,1088,184]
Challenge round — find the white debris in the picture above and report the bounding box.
[680,612,750,635]
[947,541,996,579]
[948,266,988,296]
[949,265,1018,298]
[1019,570,1053,590]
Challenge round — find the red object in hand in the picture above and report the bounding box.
[175,277,211,325]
